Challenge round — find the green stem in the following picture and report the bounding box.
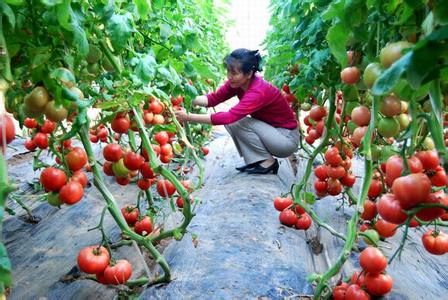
[313,95,378,300]
[0,15,12,81]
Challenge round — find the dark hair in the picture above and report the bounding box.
[224,48,262,75]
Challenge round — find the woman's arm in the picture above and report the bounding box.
[174,110,212,124]
[192,95,208,107]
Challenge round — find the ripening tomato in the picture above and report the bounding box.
[150,101,164,114]
[385,155,423,186]
[160,144,173,156]
[111,116,130,134]
[152,114,165,125]
[365,273,393,296]
[351,126,368,147]
[421,229,448,255]
[134,216,153,236]
[295,213,312,230]
[416,191,446,221]
[40,167,67,192]
[279,209,298,227]
[77,246,110,274]
[380,95,401,117]
[351,106,371,127]
[70,170,88,188]
[59,181,84,205]
[375,219,397,238]
[327,178,342,196]
[429,166,447,187]
[345,284,370,300]
[154,131,170,145]
[156,179,176,197]
[392,173,431,209]
[33,132,48,149]
[102,259,132,285]
[377,193,407,224]
[380,41,413,68]
[309,106,327,122]
[65,147,88,171]
[367,179,382,198]
[359,246,387,274]
[103,161,114,176]
[360,199,377,221]
[121,205,139,225]
[415,150,439,170]
[341,66,360,85]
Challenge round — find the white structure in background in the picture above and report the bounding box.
[225,0,271,54]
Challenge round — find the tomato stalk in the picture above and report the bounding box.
[291,88,346,241]
[0,16,12,82]
[313,95,378,300]
[93,28,123,75]
[131,107,194,243]
[78,122,172,284]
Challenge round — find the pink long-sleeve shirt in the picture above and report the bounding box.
[206,76,298,129]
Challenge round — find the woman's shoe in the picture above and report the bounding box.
[235,161,261,172]
[247,159,279,175]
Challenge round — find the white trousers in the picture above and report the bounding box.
[225,117,300,165]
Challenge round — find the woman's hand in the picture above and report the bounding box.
[174,109,190,123]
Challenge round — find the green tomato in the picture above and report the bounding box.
[112,158,129,178]
[371,144,382,161]
[362,229,380,246]
[301,102,311,111]
[363,62,382,89]
[377,117,400,138]
[422,137,435,150]
[44,101,68,122]
[87,63,100,74]
[380,145,396,162]
[397,113,410,130]
[47,192,63,206]
[86,45,103,64]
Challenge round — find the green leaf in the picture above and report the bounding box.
[432,0,448,25]
[157,67,174,83]
[322,1,344,21]
[0,2,15,28]
[56,0,71,30]
[41,0,63,6]
[107,13,135,53]
[326,22,350,67]
[133,0,151,19]
[159,23,172,39]
[184,84,198,98]
[372,52,412,96]
[69,9,89,57]
[191,58,215,79]
[4,0,24,5]
[134,54,157,83]
[303,191,315,204]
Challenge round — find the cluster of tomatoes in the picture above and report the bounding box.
[273,196,312,230]
[313,144,356,198]
[358,151,448,254]
[22,119,56,151]
[40,146,88,206]
[333,246,393,299]
[77,245,132,285]
[121,205,153,236]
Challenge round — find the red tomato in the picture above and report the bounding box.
[273,196,293,211]
[103,143,123,162]
[77,245,110,274]
[365,273,393,296]
[102,259,132,285]
[314,179,328,193]
[111,116,130,134]
[279,209,298,227]
[154,131,170,145]
[351,271,366,286]
[367,179,382,198]
[65,147,88,171]
[385,155,423,186]
[429,166,447,187]
[137,178,153,190]
[421,229,448,255]
[160,144,173,156]
[115,176,130,186]
[24,139,37,151]
[24,117,38,129]
[375,219,397,238]
[40,167,67,192]
[90,135,99,143]
[309,106,327,121]
[33,132,48,149]
[295,213,312,230]
[359,247,387,274]
[332,282,349,300]
[156,179,176,197]
[121,205,139,225]
[123,152,144,170]
[415,150,439,170]
[134,215,153,235]
[416,191,446,221]
[360,199,377,221]
[377,193,407,224]
[392,173,431,209]
[351,126,368,147]
[59,181,84,205]
[327,178,342,196]
[103,161,115,176]
[325,147,342,167]
[351,106,371,127]
[70,170,88,188]
[140,163,155,179]
[345,284,371,300]
[282,84,290,94]
[327,165,346,179]
[150,101,164,114]
[171,95,184,106]
[341,66,360,85]
[201,146,209,155]
[341,173,356,187]
[314,165,329,180]
[40,120,55,134]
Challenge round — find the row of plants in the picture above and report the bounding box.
[264,0,447,299]
[0,0,228,296]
